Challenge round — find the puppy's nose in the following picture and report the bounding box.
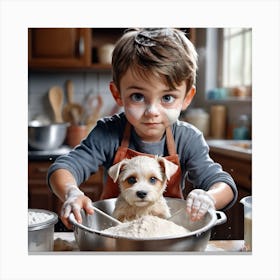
[136,191,147,199]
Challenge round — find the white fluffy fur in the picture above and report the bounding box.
[108,156,178,222]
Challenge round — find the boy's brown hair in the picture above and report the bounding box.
[111,28,198,94]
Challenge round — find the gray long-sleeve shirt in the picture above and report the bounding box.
[47,112,237,210]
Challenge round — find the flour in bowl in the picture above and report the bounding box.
[28,210,54,226]
[101,215,190,238]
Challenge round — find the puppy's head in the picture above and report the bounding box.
[108,156,178,207]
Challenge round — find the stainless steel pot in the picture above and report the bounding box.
[69,198,227,252]
[28,122,69,150]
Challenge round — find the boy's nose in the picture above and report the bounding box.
[144,104,160,116]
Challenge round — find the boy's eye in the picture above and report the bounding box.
[162,95,175,104]
[127,176,137,185]
[149,177,158,184]
[131,93,144,102]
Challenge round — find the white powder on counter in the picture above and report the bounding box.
[28,211,54,226]
[101,215,190,238]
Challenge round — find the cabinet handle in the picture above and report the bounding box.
[78,37,85,56]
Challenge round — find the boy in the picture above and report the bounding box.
[48,28,237,229]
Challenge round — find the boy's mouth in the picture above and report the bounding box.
[143,122,161,127]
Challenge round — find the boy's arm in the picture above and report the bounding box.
[207,182,234,210]
[49,169,77,201]
[49,169,94,229]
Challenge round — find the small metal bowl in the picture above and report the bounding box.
[28,209,58,252]
[28,122,69,150]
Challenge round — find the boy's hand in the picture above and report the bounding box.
[186,189,215,221]
[60,186,94,229]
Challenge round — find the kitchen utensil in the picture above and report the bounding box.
[240,196,252,251]
[167,207,185,221]
[69,198,227,251]
[84,94,103,130]
[28,121,69,150]
[62,80,84,124]
[28,209,58,252]
[48,86,64,123]
[91,205,122,225]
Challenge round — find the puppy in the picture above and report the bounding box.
[108,155,178,222]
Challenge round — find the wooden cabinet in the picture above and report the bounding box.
[28,160,103,214]
[209,151,251,240]
[28,28,196,70]
[28,28,92,68]
[28,28,125,70]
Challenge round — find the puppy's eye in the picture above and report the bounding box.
[149,177,158,184]
[127,176,137,185]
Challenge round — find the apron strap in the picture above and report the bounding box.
[165,126,177,155]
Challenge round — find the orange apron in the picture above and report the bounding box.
[100,122,183,199]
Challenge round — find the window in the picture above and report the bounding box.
[221,28,252,88]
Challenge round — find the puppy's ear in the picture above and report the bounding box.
[157,157,178,181]
[108,159,128,182]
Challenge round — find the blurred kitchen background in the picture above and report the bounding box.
[28,28,252,239]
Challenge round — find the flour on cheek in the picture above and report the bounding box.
[162,108,181,125]
[126,106,146,121]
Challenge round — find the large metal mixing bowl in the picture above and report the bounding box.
[69,198,227,252]
[28,122,69,150]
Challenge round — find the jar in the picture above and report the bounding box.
[233,115,250,140]
[66,125,88,147]
[210,105,227,138]
[185,108,210,137]
[98,44,115,64]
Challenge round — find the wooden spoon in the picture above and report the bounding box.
[85,94,103,129]
[48,86,64,123]
[62,80,84,124]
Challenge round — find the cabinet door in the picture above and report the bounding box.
[28,161,103,213]
[28,161,56,210]
[28,28,91,68]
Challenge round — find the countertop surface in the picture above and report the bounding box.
[52,232,248,253]
[207,139,252,160]
[28,145,72,160]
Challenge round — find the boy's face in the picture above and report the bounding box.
[110,69,195,142]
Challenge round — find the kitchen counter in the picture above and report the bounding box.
[52,232,248,253]
[207,139,252,161]
[28,145,72,161]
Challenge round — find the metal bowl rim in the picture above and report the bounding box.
[28,122,70,128]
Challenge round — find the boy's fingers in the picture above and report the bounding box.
[72,206,82,224]
[61,216,73,229]
[84,200,94,215]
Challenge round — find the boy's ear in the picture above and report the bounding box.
[110,82,123,106]
[182,86,196,110]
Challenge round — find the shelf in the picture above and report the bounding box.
[28,63,112,72]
